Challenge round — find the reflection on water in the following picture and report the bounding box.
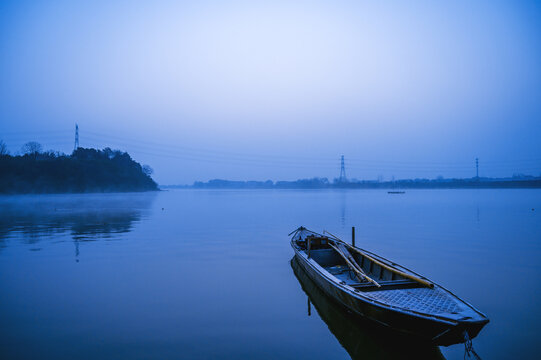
[340,191,346,228]
[0,193,156,260]
[291,256,445,360]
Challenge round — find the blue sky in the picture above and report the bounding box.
[1,0,540,184]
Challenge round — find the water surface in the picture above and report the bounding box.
[1,189,540,359]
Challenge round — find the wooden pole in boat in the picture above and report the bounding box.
[324,230,343,242]
[328,242,381,287]
[324,229,433,288]
[344,244,434,288]
[352,226,355,247]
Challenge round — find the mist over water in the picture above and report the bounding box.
[0,193,156,251]
[1,189,540,359]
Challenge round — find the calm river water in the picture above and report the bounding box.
[1,189,540,359]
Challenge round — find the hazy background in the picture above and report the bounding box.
[1,0,540,184]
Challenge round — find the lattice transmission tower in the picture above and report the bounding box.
[74,124,79,151]
[339,155,347,183]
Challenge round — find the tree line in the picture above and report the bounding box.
[0,141,158,194]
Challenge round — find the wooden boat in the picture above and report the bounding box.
[289,226,489,346]
[291,257,445,359]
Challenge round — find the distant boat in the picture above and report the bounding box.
[387,191,405,194]
[289,227,489,346]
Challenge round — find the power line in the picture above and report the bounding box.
[83,132,539,173]
[2,126,539,175]
[84,130,541,167]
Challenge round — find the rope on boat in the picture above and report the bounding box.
[463,331,482,360]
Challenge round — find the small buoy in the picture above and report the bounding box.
[162,208,164,210]
[532,208,535,211]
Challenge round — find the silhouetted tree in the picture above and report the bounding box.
[0,140,8,156]
[142,165,154,176]
[21,141,42,155]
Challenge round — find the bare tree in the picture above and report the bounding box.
[21,141,43,155]
[0,140,8,155]
[142,165,154,176]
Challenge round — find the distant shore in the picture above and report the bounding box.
[163,176,541,190]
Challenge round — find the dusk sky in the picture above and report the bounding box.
[1,0,540,184]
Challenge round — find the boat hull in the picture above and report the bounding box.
[293,247,487,346]
[291,256,445,359]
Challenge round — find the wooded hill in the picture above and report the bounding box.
[0,147,158,194]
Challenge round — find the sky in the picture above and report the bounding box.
[1,0,540,184]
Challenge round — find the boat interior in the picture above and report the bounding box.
[294,235,429,292]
